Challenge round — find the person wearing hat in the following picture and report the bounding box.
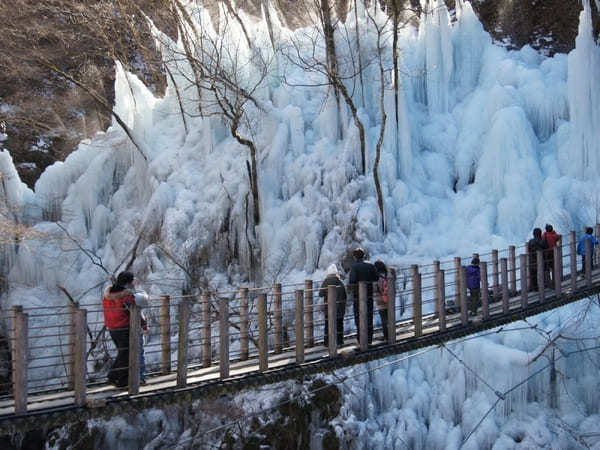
[103,271,148,387]
[348,248,378,345]
[466,257,481,316]
[319,264,347,346]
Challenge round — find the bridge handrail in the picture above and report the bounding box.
[0,227,598,416]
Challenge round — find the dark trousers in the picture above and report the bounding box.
[378,309,389,342]
[324,305,345,346]
[108,328,129,386]
[353,296,374,345]
[581,255,594,273]
[468,288,480,314]
[530,262,539,291]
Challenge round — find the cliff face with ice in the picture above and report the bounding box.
[1,0,600,448]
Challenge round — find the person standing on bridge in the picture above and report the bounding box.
[319,264,347,346]
[466,257,481,316]
[103,271,148,388]
[374,260,390,342]
[528,228,548,291]
[577,227,599,275]
[542,224,561,285]
[348,248,378,346]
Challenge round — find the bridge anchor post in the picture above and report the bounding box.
[388,269,397,344]
[294,290,304,364]
[160,295,171,375]
[480,262,489,320]
[177,299,191,387]
[11,306,28,415]
[327,285,337,356]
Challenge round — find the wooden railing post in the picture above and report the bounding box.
[201,293,211,368]
[585,238,592,288]
[537,249,545,303]
[480,262,489,320]
[433,260,440,317]
[554,246,562,297]
[501,258,509,314]
[453,257,461,307]
[358,281,368,350]
[596,224,600,266]
[258,293,268,371]
[73,308,87,406]
[509,246,517,295]
[526,241,531,290]
[128,303,141,395]
[388,269,397,344]
[412,265,423,337]
[12,306,28,415]
[492,249,499,298]
[177,299,190,387]
[219,297,229,379]
[239,288,249,361]
[294,290,304,364]
[570,231,577,292]
[273,283,283,353]
[160,295,171,375]
[304,280,314,348]
[520,254,528,308]
[67,301,78,390]
[437,270,446,331]
[327,285,337,357]
[459,266,467,325]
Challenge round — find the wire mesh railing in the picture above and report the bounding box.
[1,228,599,416]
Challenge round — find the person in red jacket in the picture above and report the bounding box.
[103,271,138,387]
[542,224,561,285]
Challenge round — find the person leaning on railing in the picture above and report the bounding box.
[102,271,148,388]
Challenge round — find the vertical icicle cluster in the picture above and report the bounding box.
[561,0,600,179]
[420,0,454,115]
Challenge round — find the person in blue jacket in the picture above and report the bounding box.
[577,227,599,273]
[466,257,481,316]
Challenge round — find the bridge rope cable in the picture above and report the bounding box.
[171,323,556,447]
[440,343,505,401]
[460,341,600,448]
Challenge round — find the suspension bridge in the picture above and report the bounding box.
[1,227,600,434]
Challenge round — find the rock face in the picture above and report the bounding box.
[465,0,600,55]
[0,0,597,188]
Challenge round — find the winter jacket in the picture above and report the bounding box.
[348,260,379,298]
[465,265,481,290]
[577,234,599,256]
[374,274,388,310]
[528,237,548,264]
[103,287,135,330]
[319,275,347,317]
[542,231,560,249]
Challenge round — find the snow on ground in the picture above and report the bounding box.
[2,0,600,447]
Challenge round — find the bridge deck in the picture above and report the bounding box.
[2,232,600,434]
[1,268,599,430]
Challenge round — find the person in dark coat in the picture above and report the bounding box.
[466,257,481,316]
[348,248,378,346]
[528,228,548,291]
[319,264,347,346]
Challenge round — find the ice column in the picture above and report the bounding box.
[420,0,454,115]
[561,0,600,179]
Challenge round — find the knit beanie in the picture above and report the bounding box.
[327,264,338,275]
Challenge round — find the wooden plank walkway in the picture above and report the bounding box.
[1,235,600,434]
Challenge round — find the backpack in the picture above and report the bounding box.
[381,278,388,303]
